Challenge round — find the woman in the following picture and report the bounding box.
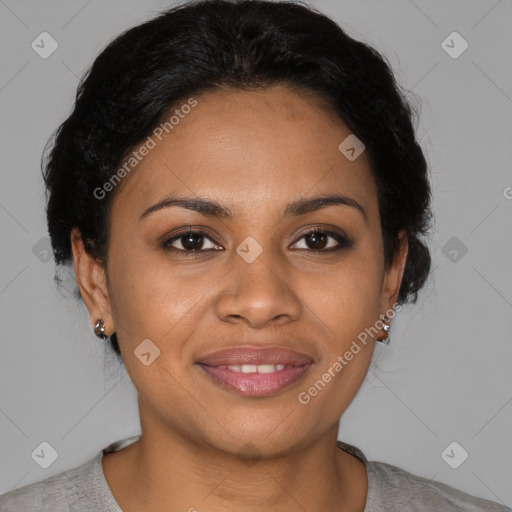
[0,0,509,510]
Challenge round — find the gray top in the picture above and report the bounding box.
[1,435,510,511]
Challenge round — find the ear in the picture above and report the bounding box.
[379,229,408,313]
[70,228,114,336]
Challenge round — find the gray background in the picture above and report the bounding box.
[1,0,511,506]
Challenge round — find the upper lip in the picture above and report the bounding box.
[196,346,314,367]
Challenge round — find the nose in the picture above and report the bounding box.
[215,252,302,329]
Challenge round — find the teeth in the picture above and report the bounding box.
[225,364,287,373]
[240,364,257,373]
[257,364,277,373]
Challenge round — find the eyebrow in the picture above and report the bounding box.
[139,193,367,223]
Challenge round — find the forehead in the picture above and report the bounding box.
[110,85,379,224]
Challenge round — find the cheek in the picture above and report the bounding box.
[106,239,198,337]
[301,244,382,394]
[311,250,383,333]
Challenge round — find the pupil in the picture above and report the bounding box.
[182,233,203,251]
[307,232,327,249]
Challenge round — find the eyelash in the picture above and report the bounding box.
[161,228,353,257]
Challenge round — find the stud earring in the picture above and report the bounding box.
[377,314,391,345]
[94,318,108,339]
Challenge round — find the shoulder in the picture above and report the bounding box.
[0,436,138,511]
[0,453,99,512]
[366,460,512,512]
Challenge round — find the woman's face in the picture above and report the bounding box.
[74,84,407,456]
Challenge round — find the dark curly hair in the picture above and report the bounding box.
[42,0,433,357]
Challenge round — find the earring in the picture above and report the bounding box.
[377,314,391,345]
[94,318,108,339]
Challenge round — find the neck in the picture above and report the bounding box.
[102,418,367,512]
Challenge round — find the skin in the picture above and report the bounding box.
[71,84,408,512]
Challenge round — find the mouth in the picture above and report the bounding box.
[195,346,314,397]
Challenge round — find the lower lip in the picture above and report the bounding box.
[196,363,312,397]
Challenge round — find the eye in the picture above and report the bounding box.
[161,227,352,257]
[291,229,352,253]
[161,229,222,256]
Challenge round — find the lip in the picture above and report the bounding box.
[195,346,314,397]
[196,346,314,366]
